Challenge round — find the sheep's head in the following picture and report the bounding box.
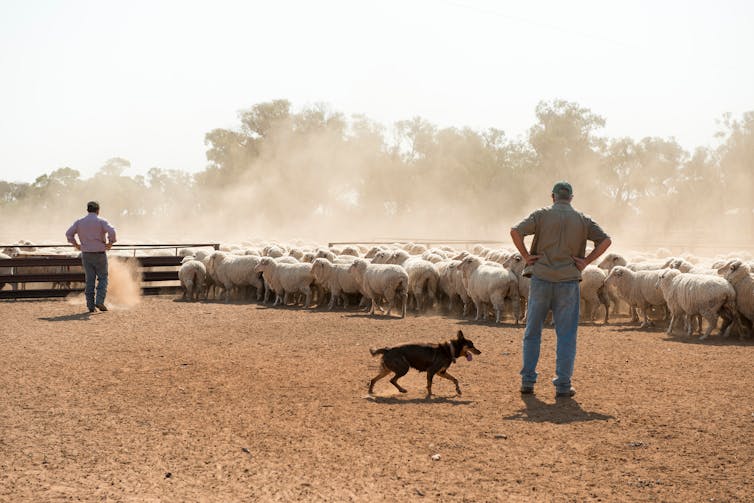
[459,256,480,273]
[598,253,626,270]
[718,260,746,279]
[371,251,391,264]
[503,253,524,272]
[254,257,274,273]
[364,246,381,259]
[349,259,367,274]
[390,250,409,264]
[310,258,327,280]
[605,265,630,286]
[452,250,470,261]
[656,268,681,288]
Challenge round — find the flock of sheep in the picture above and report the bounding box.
[177,241,754,341]
[2,238,752,341]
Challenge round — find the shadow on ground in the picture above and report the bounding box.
[503,394,614,424]
[39,312,93,322]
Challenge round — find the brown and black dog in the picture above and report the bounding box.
[368,330,481,397]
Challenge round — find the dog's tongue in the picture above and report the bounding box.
[466,353,473,362]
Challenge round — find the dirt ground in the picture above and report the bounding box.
[1,296,752,502]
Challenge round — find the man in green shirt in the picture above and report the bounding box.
[510,181,612,398]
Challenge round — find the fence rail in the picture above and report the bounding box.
[328,239,508,248]
[0,243,220,299]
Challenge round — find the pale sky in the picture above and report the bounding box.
[0,0,752,183]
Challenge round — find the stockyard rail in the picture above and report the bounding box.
[0,243,219,300]
[327,239,509,249]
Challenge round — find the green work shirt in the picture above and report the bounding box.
[512,201,610,282]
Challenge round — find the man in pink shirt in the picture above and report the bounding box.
[65,201,117,312]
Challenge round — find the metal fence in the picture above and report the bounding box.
[0,243,219,299]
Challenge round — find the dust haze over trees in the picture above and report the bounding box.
[1,99,752,252]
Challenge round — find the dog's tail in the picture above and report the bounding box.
[369,347,388,357]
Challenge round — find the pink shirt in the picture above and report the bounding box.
[66,212,117,252]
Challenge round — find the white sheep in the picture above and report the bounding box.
[338,245,361,257]
[178,259,207,301]
[667,258,718,276]
[717,260,754,338]
[435,259,470,316]
[580,265,610,324]
[604,266,667,327]
[348,258,408,318]
[206,251,264,302]
[287,248,305,260]
[262,245,286,258]
[364,246,390,259]
[0,252,11,290]
[486,248,514,266]
[254,257,315,307]
[310,258,363,310]
[276,256,300,264]
[458,256,520,324]
[315,249,337,262]
[386,250,439,313]
[501,253,530,322]
[421,248,448,262]
[657,269,738,340]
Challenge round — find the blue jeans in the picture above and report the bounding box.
[81,252,108,309]
[520,276,580,391]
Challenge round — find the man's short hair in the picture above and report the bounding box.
[87,201,100,213]
[552,181,573,200]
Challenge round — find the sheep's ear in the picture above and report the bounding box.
[731,261,740,271]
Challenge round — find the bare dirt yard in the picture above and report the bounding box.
[1,296,752,502]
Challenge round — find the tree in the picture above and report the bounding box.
[97,157,131,177]
[239,99,292,139]
[529,100,606,179]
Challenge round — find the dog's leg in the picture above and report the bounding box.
[388,362,409,393]
[425,371,436,398]
[438,370,462,395]
[369,365,391,394]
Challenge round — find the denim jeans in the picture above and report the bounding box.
[81,252,108,309]
[520,276,580,391]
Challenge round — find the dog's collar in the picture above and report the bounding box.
[448,341,456,363]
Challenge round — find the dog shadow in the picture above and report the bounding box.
[364,395,472,406]
[456,319,521,328]
[343,313,406,321]
[661,333,752,346]
[39,312,93,322]
[503,394,613,424]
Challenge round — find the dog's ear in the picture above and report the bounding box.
[457,330,465,340]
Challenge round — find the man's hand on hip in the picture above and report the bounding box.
[572,256,587,271]
[525,254,541,266]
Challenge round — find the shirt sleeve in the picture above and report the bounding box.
[585,217,609,245]
[65,221,78,244]
[511,209,540,236]
[103,220,117,244]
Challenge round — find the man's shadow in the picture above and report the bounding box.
[39,312,93,322]
[503,394,614,424]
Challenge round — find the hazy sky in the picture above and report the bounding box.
[0,0,751,183]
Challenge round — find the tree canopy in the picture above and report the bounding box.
[2,99,752,246]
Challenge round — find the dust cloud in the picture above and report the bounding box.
[65,257,141,309]
[1,101,752,260]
